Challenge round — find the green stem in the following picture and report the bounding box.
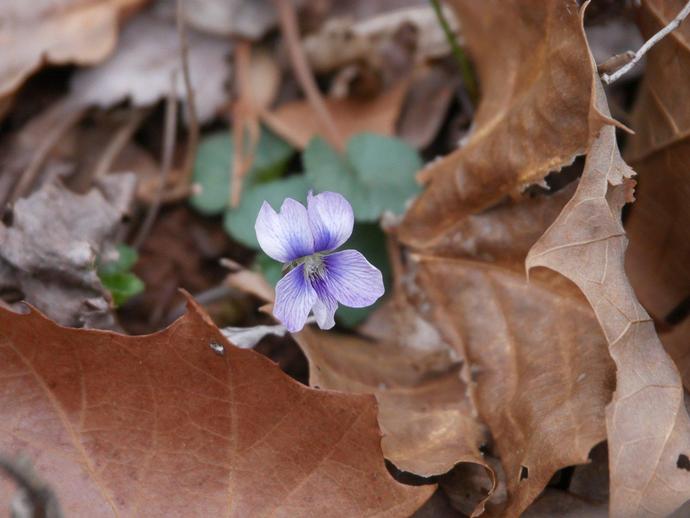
[429,0,478,104]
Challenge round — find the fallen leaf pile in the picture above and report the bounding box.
[2,0,690,516]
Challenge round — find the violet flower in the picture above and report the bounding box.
[255,191,384,332]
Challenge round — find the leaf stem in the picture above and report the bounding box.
[429,0,478,104]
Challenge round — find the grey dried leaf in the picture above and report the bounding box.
[70,10,232,123]
[0,175,136,328]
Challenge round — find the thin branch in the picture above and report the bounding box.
[602,0,690,84]
[429,0,477,103]
[6,103,86,208]
[273,0,344,151]
[230,41,261,208]
[132,74,178,250]
[177,0,199,181]
[91,109,150,181]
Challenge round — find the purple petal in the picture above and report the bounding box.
[255,198,314,263]
[307,191,354,252]
[310,274,338,329]
[311,296,338,330]
[274,264,317,332]
[322,250,384,308]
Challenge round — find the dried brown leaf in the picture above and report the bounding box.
[294,323,492,478]
[70,10,232,123]
[0,296,434,516]
[261,82,408,150]
[399,0,604,249]
[0,0,147,97]
[526,76,690,516]
[625,0,690,331]
[0,176,136,328]
[418,252,613,517]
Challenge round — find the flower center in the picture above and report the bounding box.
[302,254,325,280]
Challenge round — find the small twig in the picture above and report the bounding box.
[273,0,345,151]
[230,41,261,208]
[602,0,690,84]
[429,0,477,103]
[91,109,150,181]
[177,0,199,181]
[0,455,63,518]
[7,104,86,208]
[132,74,178,250]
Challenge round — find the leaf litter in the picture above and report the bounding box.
[1,0,690,516]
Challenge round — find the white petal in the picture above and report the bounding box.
[255,198,314,263]
[311,295,338,330]
[307,191,354,252]
[274,264,317,333]
[322,250,384,308]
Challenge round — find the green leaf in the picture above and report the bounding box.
[223,175,310,249]
[97,244,144,307]
[99,272,145,307]
[191,126,294,215]
[304,133,422,222]
[252,223,391,330]
[98,244,138,276]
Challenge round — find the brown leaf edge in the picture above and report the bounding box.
[526,9,690,515]
[0,292,435,516]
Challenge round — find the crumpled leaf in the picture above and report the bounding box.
[262,83,408,150]
[397,142,614,517]
[526,75,690,516]
[418,245,613,516]
[294,300,496,516]
[70,9,232,123]
[0,295,434,516]
[0,175,136,328]
[0,0,147,97]
[398,0,606,249]
[624,0,690,334]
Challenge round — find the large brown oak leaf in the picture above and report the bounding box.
[0,297,433,516]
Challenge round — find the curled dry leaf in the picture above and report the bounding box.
[625,0,690,333]
[70,10,232,123]
[0,175,136,329]
[399,0,605,249]
[417,222,613,516]
[526,76,690,516]
[0,0,148,97]
[0,295,434,516]
[261,82,408,150]
[294,309,496,516]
